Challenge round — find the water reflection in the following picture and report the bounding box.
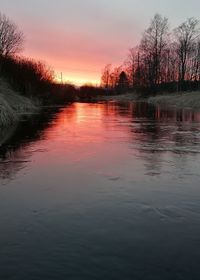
[1,102,200,280]
[1,102,200,181]
[0,107,63,180]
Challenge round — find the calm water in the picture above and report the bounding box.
[1,102,200,280]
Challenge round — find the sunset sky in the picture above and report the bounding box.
[1,0,200,85]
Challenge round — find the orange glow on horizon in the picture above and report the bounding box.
[22,49,102,87]
[54,72,100,86]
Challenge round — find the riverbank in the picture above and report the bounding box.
[98,91,200,111]
[97,92,141,102]
[0,79,37,127]
[148,91,200,110]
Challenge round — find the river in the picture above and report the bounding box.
[0,101,200,280]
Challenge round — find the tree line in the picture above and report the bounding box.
[101,14,200,93]
[0,11,104,103]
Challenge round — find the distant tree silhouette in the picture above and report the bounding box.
[117,71,129,93]
[109,66,122,89]
[101,64,112,89]
[124,47,143,88]
[124,48,136,88]
[101,65,129,92]
[102,13,200,94]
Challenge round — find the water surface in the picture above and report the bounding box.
[0,102,200,280]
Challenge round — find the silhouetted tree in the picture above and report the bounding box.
[140,14,169,88]
[109,66,122,89]
[117,71,129,93]
[174,18,200,89]
[0,12,24,57]
[101,64,112,89]
[124,48,137,88]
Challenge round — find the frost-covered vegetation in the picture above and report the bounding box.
[0,79,37,127]
[148,91,200,110]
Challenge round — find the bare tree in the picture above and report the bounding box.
[0,12,24,57]
[140,14,169,87]
[110,66,123,88]
[101,64,112,89]
[174,18,200,88]
[124,48,136,87]
[193,40,200,81]
[118,71,129,93]
[101,14,200,93]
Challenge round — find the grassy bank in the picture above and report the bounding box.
[97,90,200,111]
[148,91,200,110]
[0,79,37,127]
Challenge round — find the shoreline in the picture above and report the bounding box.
[148,91,200,111]
[0,79,38,128]
[1,81,200,129]
[96,92,142,102]
[97,91,200,111]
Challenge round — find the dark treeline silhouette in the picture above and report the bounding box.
[101,14,200,94]
[0,11,77,103]
[0,54,82,103]
[0,55,105,103]
[0,11,105,103]
[78,85,106,101]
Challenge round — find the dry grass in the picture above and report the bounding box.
[148,91,200,110]
[0,78,37,127]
